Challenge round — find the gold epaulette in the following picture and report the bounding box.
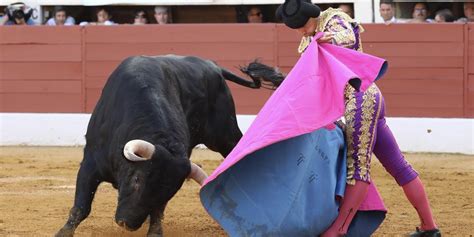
[297,7,363,54]
[318,7,359,31]
[298,36,311,54]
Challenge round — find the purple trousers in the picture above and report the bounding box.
[344,84,418,186]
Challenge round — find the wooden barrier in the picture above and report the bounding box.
[0,24,472,118]
[83,24,276,113]
[467,24,474,117]
[0,26,83,112]
[364,24,466,117]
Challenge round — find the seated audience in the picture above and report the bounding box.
[154,6,170,24]
[80,7,115,25]
[434,9,455,23]
[247,6,264,23]
[133,9,149,25]
[457,2,474,23]
[409,2,432,23]
[45,6,75,25]
[1,2,35,25]
[0,14,8,25]
[379,0,401,24]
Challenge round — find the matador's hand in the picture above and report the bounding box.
[316,32,335,44]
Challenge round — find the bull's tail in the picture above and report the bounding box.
[239,60,286,90]
[220,60,286,90]
[221,68,261,89]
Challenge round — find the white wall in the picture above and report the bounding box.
[0,113,90,146]
[1,113,472,154]
[353,0,373,23]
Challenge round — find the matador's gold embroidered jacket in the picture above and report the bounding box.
[298,7,364,54]
[298,8,385,185]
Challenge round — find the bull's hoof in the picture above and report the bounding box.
[147,233,163,237]
[147,228,163,237]
[55,227,75,237]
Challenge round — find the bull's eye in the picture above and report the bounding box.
[133,176,140,191]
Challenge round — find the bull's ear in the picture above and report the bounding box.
[151,145,192,178]
[150,144,173,162]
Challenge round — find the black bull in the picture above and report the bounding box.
[55,55,284,237]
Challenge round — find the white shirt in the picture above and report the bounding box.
[383,16,406,24]
[79,20,116,26]
[46,16,75,26]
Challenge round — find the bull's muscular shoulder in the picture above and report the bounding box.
[166,54,218,69]
[113,56,167,81]
[119,55,155,68]
[119,54,217,71]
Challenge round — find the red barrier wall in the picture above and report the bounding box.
[467,24,474,117]
[0,24,472,118]
[364,24,466,117]
[0,27,83,112]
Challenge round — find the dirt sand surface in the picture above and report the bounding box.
[0,147,472,236]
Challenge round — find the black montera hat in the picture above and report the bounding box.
[276,0,321,29]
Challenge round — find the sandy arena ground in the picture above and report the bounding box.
[0,147,473,236]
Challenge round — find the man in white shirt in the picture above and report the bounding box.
[379,1,398,24]
[456,2,474,23]
[409,2,433,23]
[45,6,75,26]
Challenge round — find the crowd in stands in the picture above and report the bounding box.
[0,5,173,26]
[379,1,473,24]
[1,2,473,26]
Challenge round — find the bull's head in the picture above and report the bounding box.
[115,139,207,231]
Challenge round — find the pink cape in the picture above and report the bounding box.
[203,33,387,211]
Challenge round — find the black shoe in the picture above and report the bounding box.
[408,227,441,237]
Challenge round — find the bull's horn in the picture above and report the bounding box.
[188,162,208,185]
[123,139,156,161]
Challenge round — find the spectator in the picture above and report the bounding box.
[338,3,354,18]
[80,7,115,25]
[45,6,75,25]
[456,2,474,23]
[1,2,35,25]
[95,7,115,25]
[133,9,149,25]
[154,6,170,24]
[379,1,399,24]
[434,9,455,23]
[0,13,7,25]
[409,2,432,23]
[247,6,264,23]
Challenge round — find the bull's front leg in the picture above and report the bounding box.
[55,159,101,237]
[147,204,167,237]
